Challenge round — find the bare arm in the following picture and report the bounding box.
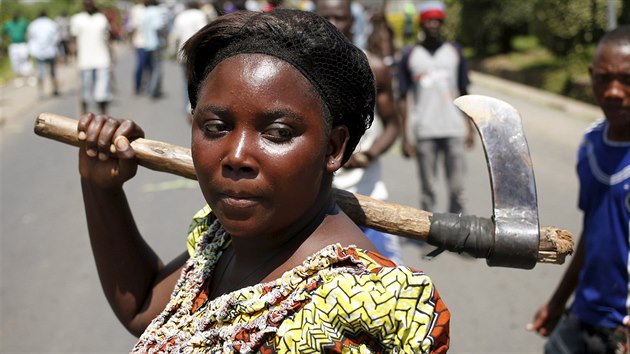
[395,47,415,159]
[397,93,415,158]
[368,55,399,158]
[78,114,187,336]
[344,55,399,168]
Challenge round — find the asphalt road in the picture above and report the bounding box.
[0,43,601,353]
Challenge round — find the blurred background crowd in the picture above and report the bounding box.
[1,0,629,106]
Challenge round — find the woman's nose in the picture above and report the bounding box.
[221,129,257,176]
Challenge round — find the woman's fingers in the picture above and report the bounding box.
[77,115,145,162]
[113,136,138,178]
[96,118,121,160]
[77,112,95,136]
[77,115,144,188]
[83,114,107,158]
[114,119,145,143]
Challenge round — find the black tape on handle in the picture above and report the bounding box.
[427,213,495,259]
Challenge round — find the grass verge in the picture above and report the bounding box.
[470,36,596,105]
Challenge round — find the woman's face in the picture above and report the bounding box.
[192,54,346,238]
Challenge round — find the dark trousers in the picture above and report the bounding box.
[134,48,151,94]
[545,313,628,354]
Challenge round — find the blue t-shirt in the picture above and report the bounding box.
[572,119,630,329]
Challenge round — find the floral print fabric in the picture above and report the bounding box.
[132,206,450,353]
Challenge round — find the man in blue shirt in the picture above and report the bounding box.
[529,25,630,353]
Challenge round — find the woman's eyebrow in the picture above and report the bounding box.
[260,108,305,123]
[194,105,307,123]
[196,104,228,115]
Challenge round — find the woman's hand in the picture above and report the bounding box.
[78,113,145,189]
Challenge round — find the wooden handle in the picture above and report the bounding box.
[34,112,573,264]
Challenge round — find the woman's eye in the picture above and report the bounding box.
[202,121,228,135]
[265,126,294,141]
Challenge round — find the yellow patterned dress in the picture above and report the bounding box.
[131,206,450,353]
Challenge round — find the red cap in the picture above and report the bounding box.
[419,8,445,22]
[418,1,446,22]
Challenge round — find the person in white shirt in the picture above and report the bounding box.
[27,10,60,96]
[169,0,210,118]
[128,0,150,95]
[71,0,113,115]
[55,11,72,63]
[140,0,168,98]
[397,1,475,215]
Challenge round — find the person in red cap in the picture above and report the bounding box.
[418,0,445,23]
[397,0,475,216]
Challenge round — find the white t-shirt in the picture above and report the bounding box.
[128,4,146,49]
[142,6,168,51]
[170,8,208,56]
[70,12,111,70]
[27,17,59,60]
[403,43,466,139]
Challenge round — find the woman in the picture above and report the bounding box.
[78,9,449,353]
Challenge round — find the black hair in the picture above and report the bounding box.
[181,9,375,163]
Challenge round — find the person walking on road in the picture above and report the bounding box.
[140,0,169,99]
[397,0,474,214]
[366,6,396,68]
[128,0,149,95]
[529,25,630,354]
[316,0,403,265]
[56,10,73,64]
[27,10,60,97]
[169,0,210,118]
[2,12,33,87]
[71,0,114,115]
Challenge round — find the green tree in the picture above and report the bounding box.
[442,0,462,43]
[456,0,533,57]
[530,0,621,56]
[619,0,630,25]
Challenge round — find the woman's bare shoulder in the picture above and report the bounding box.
[311,211,378,253]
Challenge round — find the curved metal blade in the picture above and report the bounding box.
[454,95,540,269]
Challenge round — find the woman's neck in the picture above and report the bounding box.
[210,197,347,298]
[229,196,337,262]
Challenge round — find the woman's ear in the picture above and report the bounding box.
[326,125,349,173]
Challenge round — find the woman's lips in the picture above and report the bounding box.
[219,193,260,208]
